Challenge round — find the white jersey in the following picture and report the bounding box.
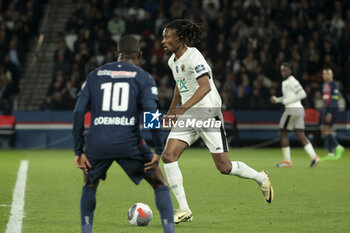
[282,75,304,109]
[168,47,221,110]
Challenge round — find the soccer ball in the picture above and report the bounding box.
[128,203,153,226]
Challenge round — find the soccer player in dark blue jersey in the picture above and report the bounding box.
[320,68,344,161]
[72,35,174,233]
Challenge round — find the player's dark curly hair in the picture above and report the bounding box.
[166,19,203,45]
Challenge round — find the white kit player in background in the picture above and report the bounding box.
[161,19,274,224]
[271,62,320,168]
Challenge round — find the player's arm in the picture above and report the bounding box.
[329,83,340,114]
[180,75,211,111]
[163,85,182,123]
[282,89,306,105]
[271,96,283,103]
[142,99,164,172]
[72,94,89,155]
[166,85,181,114]
[165,75,211,118]
[142,98,164,156]
[72,80,92,172]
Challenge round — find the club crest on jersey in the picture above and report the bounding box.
[194,64,205,73]
[176,66,179,73]
[177,77,188,93]
[181,64,185,72]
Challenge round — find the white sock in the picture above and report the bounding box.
[230,161,266,185]
[328,153,334,156]
[164,161,190,212]
[304,143,317,159]
[282,147,291,162]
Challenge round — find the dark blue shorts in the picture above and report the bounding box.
[321,112,336,126]
[85,152,153,185]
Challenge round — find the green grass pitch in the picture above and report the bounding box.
[1,148,349,233]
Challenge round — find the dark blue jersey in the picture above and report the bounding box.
[322,80,339,114]
[73,61,162,159]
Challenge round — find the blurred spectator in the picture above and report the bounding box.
[234,86,250,109]
[2,55,20,94]
[313,90,324,111]
[107,14,125,42]
[226,51,241,74]
[8,37,24,67]
[0,72,15,113]
[128,3,146,21]
[249,88,266,109]
[331,13,345,39]
[54,40,73,63]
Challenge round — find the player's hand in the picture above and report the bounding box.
[162,107,186,127]
[162,110,178,127]
[75,153,92,174]
[271,96,278,103]
[144,153,161,172]
[325,113,332,123]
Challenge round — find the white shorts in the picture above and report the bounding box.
[279,108,305,130]
[167,114,229,153]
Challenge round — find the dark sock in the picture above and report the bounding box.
[155,186,174,233]
[328,134,339,150]
[327,134,334,154]
[80,186,96,233]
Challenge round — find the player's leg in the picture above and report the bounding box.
[80,159,113,233]
[277,129,293,167]
[118,154,174,232]
[277,112,293,167]
[211,152,265,183]
[81,175,99,233]
[321,124,336,160]
[321,117,344,160]
[144,166,174,233]
[198,115,274,203]
[294,129,320,167]
[162,137,193,223]
[293,113,320,167]
[210,152,273,203]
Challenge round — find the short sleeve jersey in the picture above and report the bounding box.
[282,75,304,108]
[168,47,222,109]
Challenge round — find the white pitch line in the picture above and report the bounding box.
[5,160,29,233]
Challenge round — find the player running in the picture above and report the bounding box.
[72,35,174,233]
[320,68,344,161]
[161,19,274,224]
[271,62,320,168]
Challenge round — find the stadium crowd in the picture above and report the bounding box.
[0,0,47,113]
[37,0,350,111]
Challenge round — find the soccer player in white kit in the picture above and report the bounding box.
[161,19,274,224]
[271,63,320,168]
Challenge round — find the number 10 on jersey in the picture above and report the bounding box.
[101,82,129,111]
